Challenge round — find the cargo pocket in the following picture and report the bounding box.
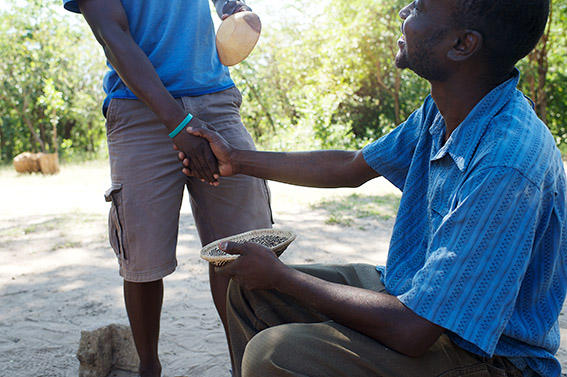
[105,183,128,263]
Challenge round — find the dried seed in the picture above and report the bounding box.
[209,234,288,256]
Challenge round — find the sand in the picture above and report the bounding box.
[0,161,565,376]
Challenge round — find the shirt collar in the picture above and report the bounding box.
[429,69,521,171]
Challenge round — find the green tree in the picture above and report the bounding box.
[232,0,429,151]
[518,0,567,148]
[233,0,567,152]
[0,0,107,162]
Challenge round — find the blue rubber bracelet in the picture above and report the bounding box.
[168,113,193,138]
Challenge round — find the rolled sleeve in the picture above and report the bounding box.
[398,166,542,355]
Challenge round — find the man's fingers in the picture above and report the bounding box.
[219,241,246,255]
[191,148,216,183]
[196,144,217,182]
[190,154,209,182]
[182,167,194,177]
[204,149,219,180]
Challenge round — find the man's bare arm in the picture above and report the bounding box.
[184,126,380,187]
[231,149,379,188]
[278,267,443,356]
[220,242,444,357]
[77,0,218,182]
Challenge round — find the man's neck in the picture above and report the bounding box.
[430,70,513,142]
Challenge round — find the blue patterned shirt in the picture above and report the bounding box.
[362,70,566,377]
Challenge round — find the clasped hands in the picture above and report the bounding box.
[172,120,235,186]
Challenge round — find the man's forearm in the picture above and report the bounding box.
[101,33,185,129]
[231,149,378,188]
[79,0,185,130]
[275,266,443,357]
[104,35,186,131]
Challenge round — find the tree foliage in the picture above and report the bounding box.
[518,0,567,148]
[0,0,106,162]
[1,0,566,162]
[232,0,429,150]
[234,0,567,151]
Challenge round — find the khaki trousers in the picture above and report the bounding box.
[226,263,522,377]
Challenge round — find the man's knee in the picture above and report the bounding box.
[226,278,244,311]
[241,325,297,377]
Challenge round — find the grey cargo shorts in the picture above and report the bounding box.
[104,87,273,282]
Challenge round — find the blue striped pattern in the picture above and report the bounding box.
[363,70,566,377]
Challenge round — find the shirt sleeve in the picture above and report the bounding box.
[398,166,543,356]
[62,0,80,13]
[362,96,432,190]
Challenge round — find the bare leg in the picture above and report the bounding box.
[209,264,234,368]
[124,279,164,377]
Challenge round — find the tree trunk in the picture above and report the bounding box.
[0,125,5,159]
[528,1,552,123]
[236,63,277,134]
[51,112,58,154]
[22,95,46,152]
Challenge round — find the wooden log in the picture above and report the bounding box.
[13,152,41,173]
[38,153,60,175]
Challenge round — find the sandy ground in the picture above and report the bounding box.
[0,161,565,376]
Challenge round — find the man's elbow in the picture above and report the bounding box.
[79,4,131,49]
[94,22,129,50]
[399,337,439,358]
[389,322,444,357]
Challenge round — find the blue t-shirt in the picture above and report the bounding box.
[63,0,235,114]
[363,70,566,377]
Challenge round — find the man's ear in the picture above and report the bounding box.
[447,30,482,62]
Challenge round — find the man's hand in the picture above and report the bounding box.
[221,0,251,20]
[172,116,220,185]
[215,241,290,290]
[172,129,219,185]
[177,126,237,180]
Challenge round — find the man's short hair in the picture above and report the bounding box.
[454,0,550,68]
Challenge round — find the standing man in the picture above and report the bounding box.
[181,0,566,375]
[63,0,272,376]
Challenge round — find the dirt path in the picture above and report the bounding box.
[0,162,565,376]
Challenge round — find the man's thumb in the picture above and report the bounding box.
[188,126,217,142]
[219,241,245,255]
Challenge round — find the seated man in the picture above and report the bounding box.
[180,0,566,375]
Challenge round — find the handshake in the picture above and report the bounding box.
[172,118,235,187]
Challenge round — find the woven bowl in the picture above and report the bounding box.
[200,228,296,266]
